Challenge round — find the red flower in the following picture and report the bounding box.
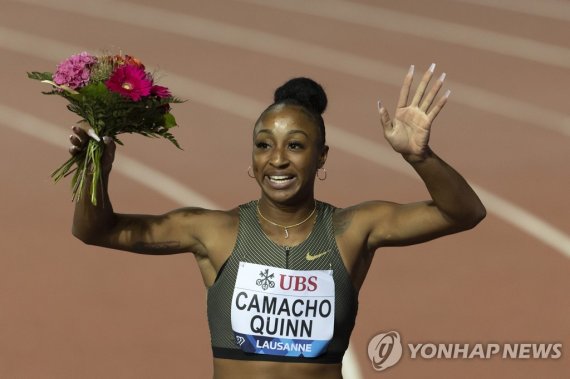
[151,85,171,98]
[105,65,152,101]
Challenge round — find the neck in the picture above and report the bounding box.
[257,196,316,223]
[257,198,317,240]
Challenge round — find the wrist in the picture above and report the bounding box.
[403,146,433,164]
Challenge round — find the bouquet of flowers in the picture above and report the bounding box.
[28,52,183,205]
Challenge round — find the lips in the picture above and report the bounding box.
[264,174,296,189]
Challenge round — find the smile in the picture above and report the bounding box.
[265,175,296,189]
[269,175,294,182]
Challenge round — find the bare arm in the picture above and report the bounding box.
[363,149,485,249]
[345,64,485,251]
[69,127,210,255]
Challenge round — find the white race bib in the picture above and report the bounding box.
[231,262,335,357]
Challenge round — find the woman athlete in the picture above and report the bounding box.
[69,64,486,379]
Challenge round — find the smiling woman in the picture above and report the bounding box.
[251,77,329,213]
[69,65,485,379]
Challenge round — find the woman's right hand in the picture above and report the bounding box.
[69,126,116,175]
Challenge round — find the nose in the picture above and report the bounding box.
[269,147,289,168]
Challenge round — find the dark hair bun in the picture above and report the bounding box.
[274,77,327,115]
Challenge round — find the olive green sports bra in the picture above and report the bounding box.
[207,200,359,363]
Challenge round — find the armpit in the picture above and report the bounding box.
[333,207,356,236]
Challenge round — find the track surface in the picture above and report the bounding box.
[1,1,569,378]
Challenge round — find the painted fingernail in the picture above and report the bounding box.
[87,128,101,142]
[444,89,451,98]
[408,65,415,75]
[439,72,446,82]
[428,63,436,72]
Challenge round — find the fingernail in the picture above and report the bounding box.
[102,136,111,143]
[87,128,101,142]
[428,63,436,72]
[377,100,383,112]
[444,89,451,98]
[408,65,415,75]
[439,72,446,82]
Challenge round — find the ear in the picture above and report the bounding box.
[318,145,329,169]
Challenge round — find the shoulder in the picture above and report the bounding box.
[167,206,239,224]
[332,201,395,236]
[330,202,396,288]
[165,206,239,251]
[170,207,240,285]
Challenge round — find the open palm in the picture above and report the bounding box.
[379,64,450,159]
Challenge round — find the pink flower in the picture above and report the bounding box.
[151,85,171,98]
[105,65,152,101]
[53,52,97,90]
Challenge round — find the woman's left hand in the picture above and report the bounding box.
[378,63,449,162]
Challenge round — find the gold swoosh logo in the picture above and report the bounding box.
[306,250,329,261]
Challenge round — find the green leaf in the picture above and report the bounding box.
[163,131,182,149]
[79,82,110,100]
[164,113,177,129]
[27,71,53,81]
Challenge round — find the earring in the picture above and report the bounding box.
[317,167,327,181]
[247,166,255,178]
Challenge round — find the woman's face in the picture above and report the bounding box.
[252,104,328,205]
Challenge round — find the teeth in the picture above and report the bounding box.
[269,175,293,182]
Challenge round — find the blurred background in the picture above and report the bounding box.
[1,0,568,378]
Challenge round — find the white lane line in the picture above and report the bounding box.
[4,28,570,257]
[324,128,570,258]
[0,105,217,209]
[236,0,570,69]
[0,104,362,378]
[455,0,570,22]
[3,29,570,258]
[2,21,568,378]
[11,0,570,137]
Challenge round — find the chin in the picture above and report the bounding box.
[264,188,312,206]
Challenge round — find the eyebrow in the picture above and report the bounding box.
[256,129,309,137]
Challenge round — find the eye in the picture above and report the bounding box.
[255,141,271,149]
[288,141,304,150]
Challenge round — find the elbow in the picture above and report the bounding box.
[71,226,99,246]
[474,201,487,225]
[460,203,487,231]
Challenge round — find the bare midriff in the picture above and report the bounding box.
[213,358,343,379]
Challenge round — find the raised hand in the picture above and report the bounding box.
[378,64,450,161]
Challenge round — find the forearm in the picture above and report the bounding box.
[72,172,117,244]
[406,148,486,228]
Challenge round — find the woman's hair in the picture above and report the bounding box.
[256,77,328,149]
